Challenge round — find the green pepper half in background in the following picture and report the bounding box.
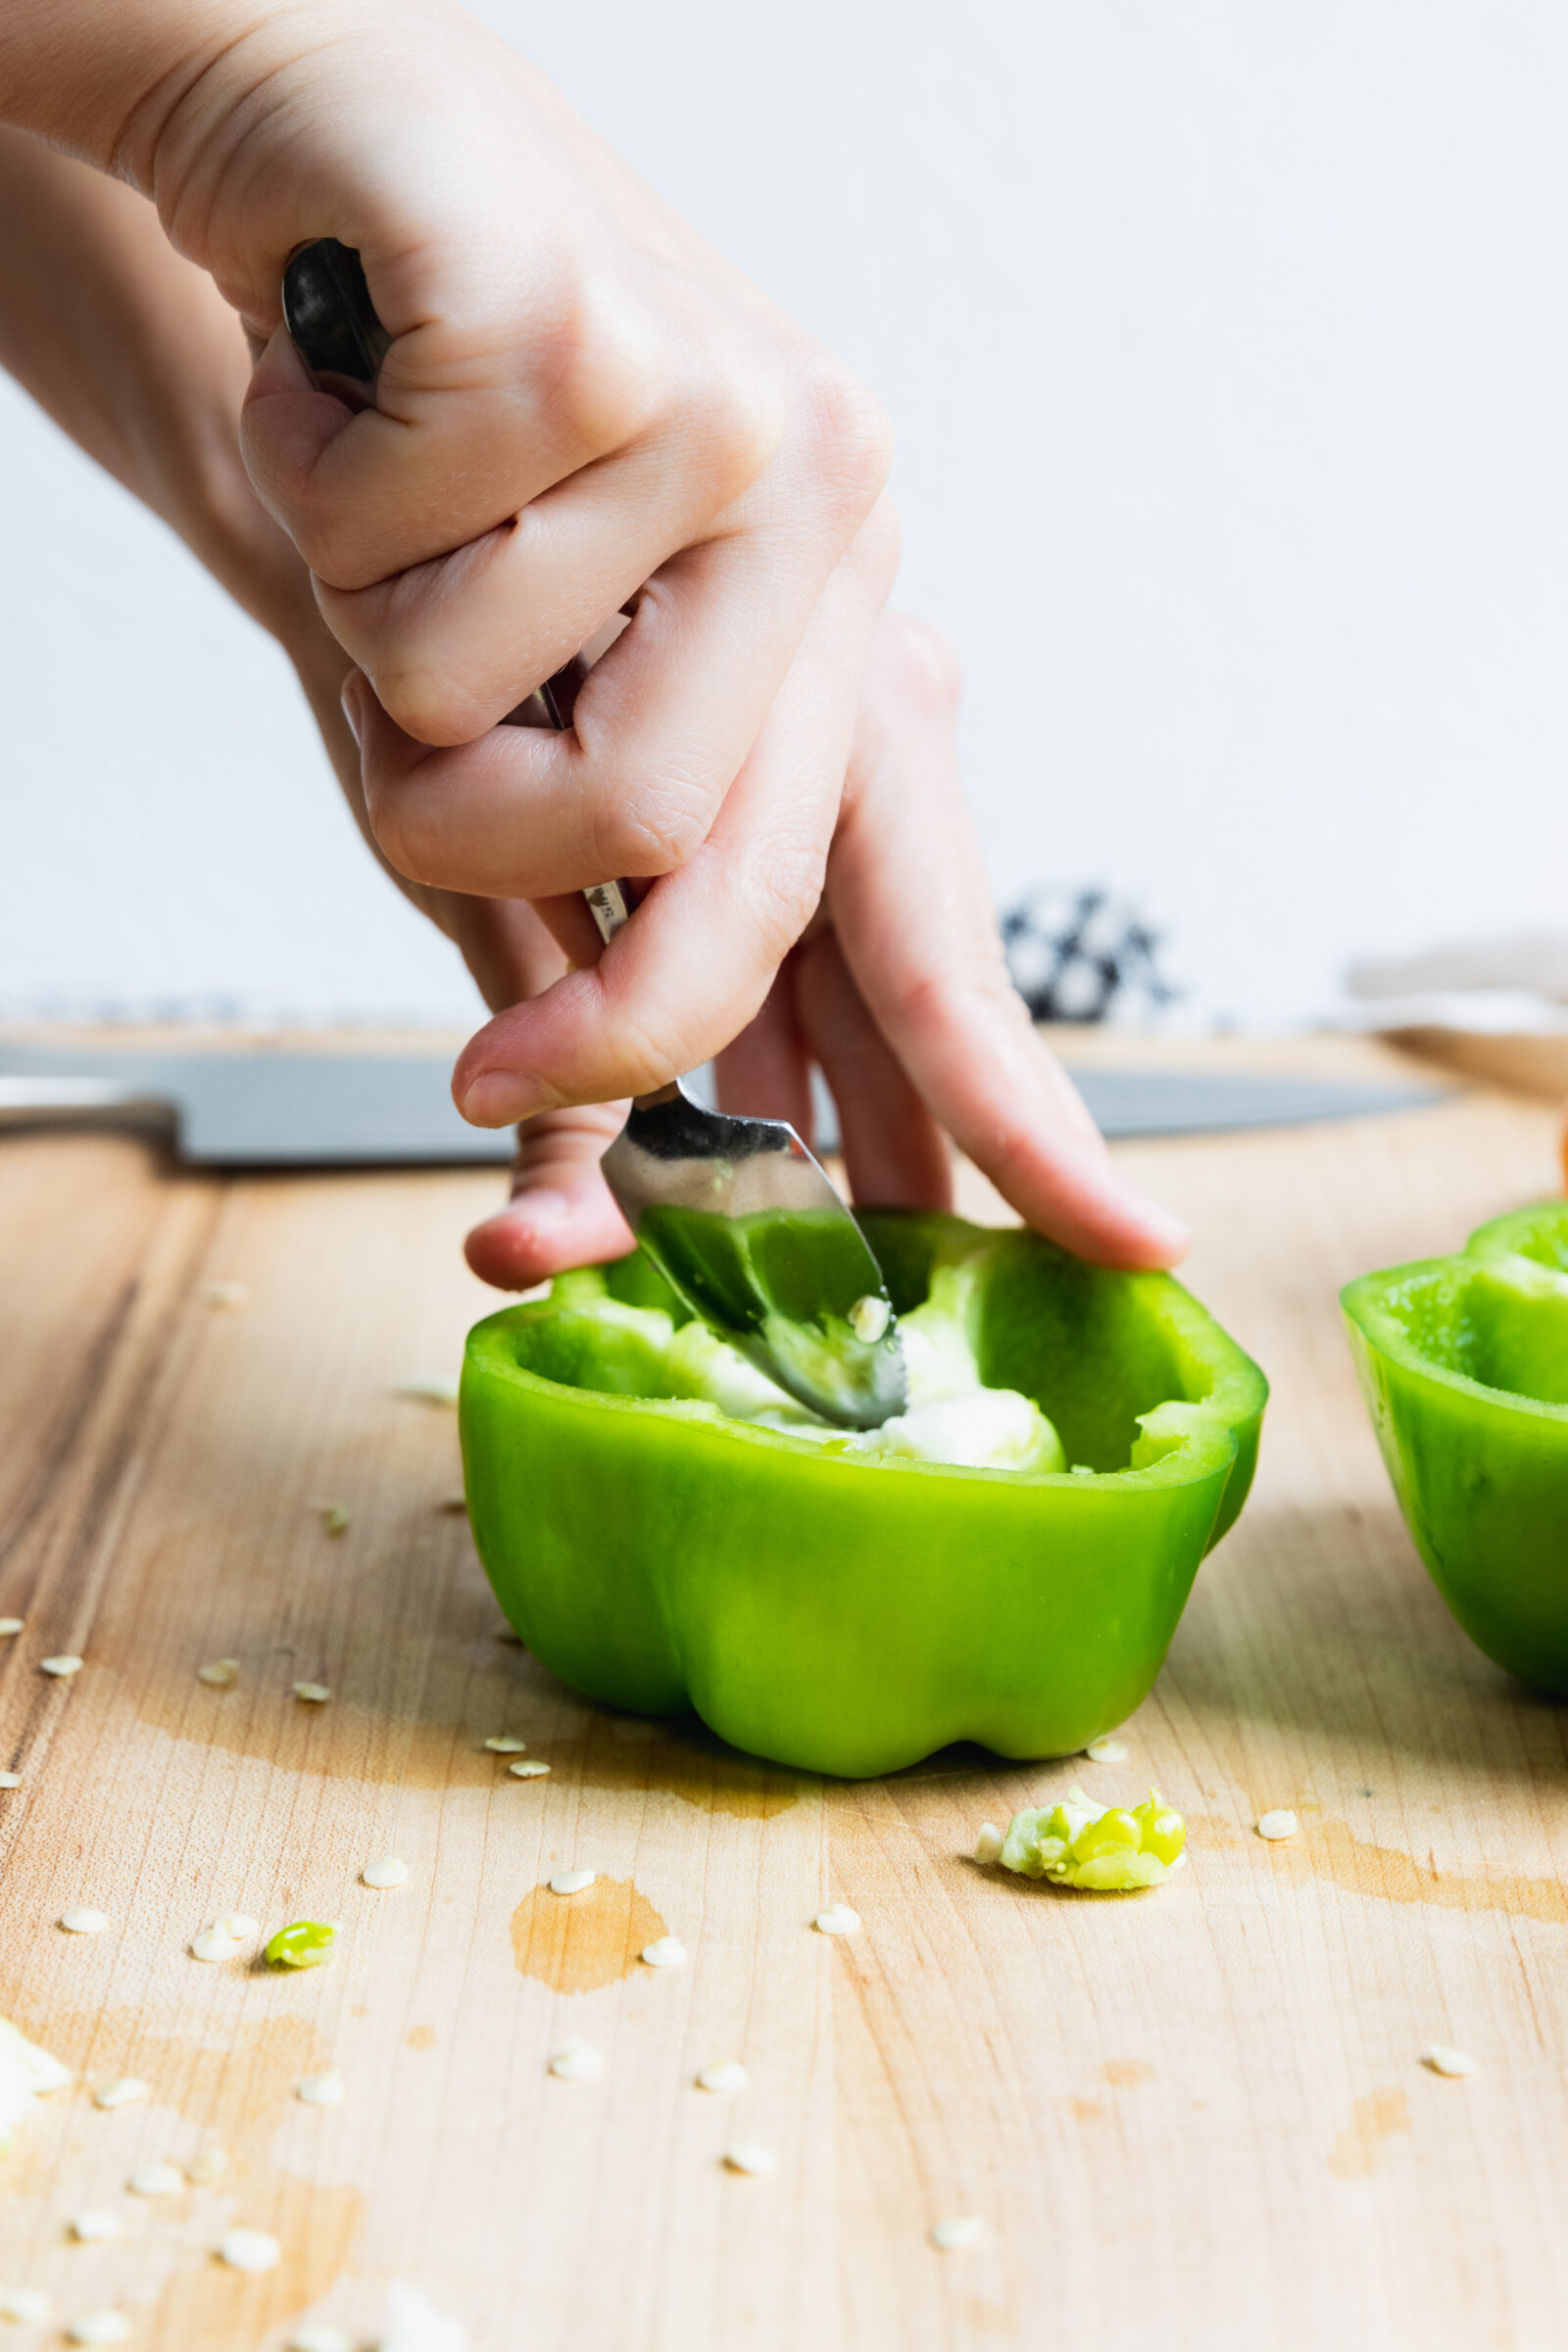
[461,1213,1268,1777]
[1344,1200,1568,1691]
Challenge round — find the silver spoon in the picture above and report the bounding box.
[282,240,906,1428]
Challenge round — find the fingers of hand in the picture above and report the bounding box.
[240,273,670,588]
[464,1102,631,1291]
[347,492,892,897]
[312,416,785,742]
[712,980,816,1143]
[793,928,953,1212]
[451,505,900,1121]
[828,613,1189,1269]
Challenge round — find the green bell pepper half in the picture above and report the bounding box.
[1343,1199,1568,1690]
[460,1211,1268,1777]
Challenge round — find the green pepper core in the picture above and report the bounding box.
[460,1212,1267,1777]
[264,1920,337,1969]
[1343,1199,1568,1690]
[999,1788,1187,1889]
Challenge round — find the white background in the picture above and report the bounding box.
[5,0,1568,1032]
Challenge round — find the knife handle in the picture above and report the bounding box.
[281,238,637,950]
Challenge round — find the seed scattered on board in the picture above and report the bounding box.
[309,1499,350,1538]
[197,1658,239,1687]
[92,2080,148,2112]
[640,1936,686,1969]
[40,1656,82,1679]
[0,2292,50,2325]
[60,1908,109,1936]
[219,2229,281,2274]
[295,2071,345,2107]
[549,1871,596,1895]
[0,1774,23,1790]
[206,1281,248,1309]
[71,2213,120,2242]
[289,2330,354,2352]
[1424,2044,1479,2078]
[190,1928,240,1962]
[190,1914,260,1964]
[696,2062,748,2094]
[813,1905,860,1936]
[362,1856,409,1890]
[126,2163,182,2199]
[1085,1737,1129,1763]
[66,2312,129,2346]
[930,2216,985,2252]
[972,1823,1004,1866]
[723,2145,777,2176]
[550,2041,603,2082]
[509,1759,550,1779]
[1255,1810,1299,1841]
[293,1681,332,1704]
[0,1619,23,1638]
[396,1373,461,1405]
[484,1736,527,1753]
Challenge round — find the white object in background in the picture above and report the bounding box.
[1342,927,1568,1099]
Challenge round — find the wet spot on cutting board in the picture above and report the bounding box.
[1330,2089,1410,2181]
[147,2174,362,2342]
[512,1877,668,1993]
[0,1998,331,2145]
[572,1715,808,1821]
[1101,2059,1155,2088]
[406,2025,435,2051]
[136,1606,808,1815]
[1260,1817,1568,1925]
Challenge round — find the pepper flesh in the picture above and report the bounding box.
[998,1788,1187,1889]
[264,1920,336,1969]
[461,1212,1267,1777]
[1344,1200,1568,1690]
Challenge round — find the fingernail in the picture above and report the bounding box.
[460,1072,554,1127]
[339,671,366,749]
[1127,1196,1191,1263]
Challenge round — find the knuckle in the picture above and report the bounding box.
[592,769,719,877]
[370,656,487,748]
[746,835,828,957]
[364,786,432,887]
[690,367,787,504]
[598,989,692,1099]
[801,358,895,520]
[530,286,661,453]
[871,610,963,715]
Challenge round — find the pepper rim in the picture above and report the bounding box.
[1342,1200,1568,1425]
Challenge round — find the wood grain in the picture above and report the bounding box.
[0,1045,1564,2350]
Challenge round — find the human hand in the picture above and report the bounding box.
[460,611,1190,1281]
[0,13,1185,1277]
[0,124,634,1283]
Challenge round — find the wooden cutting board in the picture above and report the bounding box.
[0,1037,1562,2351]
